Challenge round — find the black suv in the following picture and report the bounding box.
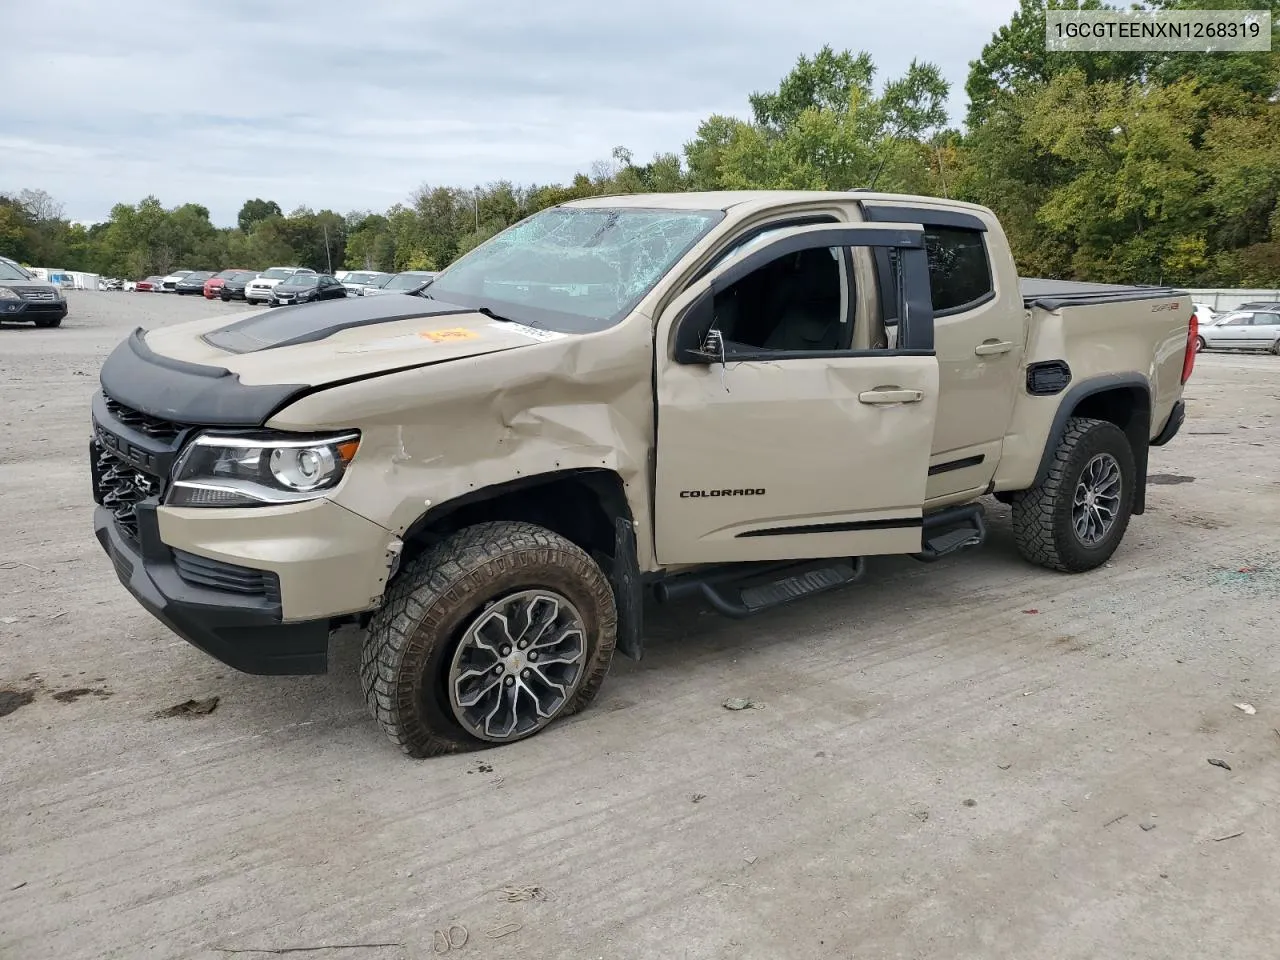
[0,258,68,327]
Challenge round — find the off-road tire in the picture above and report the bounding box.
[34,317,62,328]
[1011,417,1136,573]
[360,521,617,757]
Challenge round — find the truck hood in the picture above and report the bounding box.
[100,294,572,426]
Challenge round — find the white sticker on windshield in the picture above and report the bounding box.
[493,322,565,342]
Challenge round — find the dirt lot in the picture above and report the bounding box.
[1,291,1279,960]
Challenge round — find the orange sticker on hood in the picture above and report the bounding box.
[420,327,478,342]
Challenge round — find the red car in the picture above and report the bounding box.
[136,275,165,292]
[204,268,253,299]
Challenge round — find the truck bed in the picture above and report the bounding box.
[1020,278,1187,310]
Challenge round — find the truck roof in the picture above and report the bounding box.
[561,190,994,215]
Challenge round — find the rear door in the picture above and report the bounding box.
[859,202,1024,499]
[653,223,940,566]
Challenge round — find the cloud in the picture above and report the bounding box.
[0,0,1015,226]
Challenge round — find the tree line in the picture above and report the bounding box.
[2,0,1277,288]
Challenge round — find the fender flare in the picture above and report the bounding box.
[1031,373,1153,516]
[398,468,646,662]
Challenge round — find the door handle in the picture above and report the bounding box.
[975,340,1014,356]
[859,389,924,404]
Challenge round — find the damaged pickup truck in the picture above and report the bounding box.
[90,190,1198,756]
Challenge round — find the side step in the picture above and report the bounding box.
[654,558,866,620]
[913,503,987,563]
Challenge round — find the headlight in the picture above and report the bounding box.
[167,431,360,507]
[0,288,20,300]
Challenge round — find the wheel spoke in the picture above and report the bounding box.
[455,671,503,709]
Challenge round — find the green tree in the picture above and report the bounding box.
[683,48,951,194]
[237,198,283,233]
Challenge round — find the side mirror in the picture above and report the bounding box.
[674,293,725,364]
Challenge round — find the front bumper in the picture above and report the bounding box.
[94,503,333,674]
[90,389,401,675]
[0,298,67,320]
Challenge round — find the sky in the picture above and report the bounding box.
[1,0,1017,228]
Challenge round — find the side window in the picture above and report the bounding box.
[712,246,850,353]
[1255,312,1279,326]
[923,227,993,313]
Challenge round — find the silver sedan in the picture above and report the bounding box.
[1198,309,1280,355]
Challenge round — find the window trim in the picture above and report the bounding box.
[686,213,841,287]
[860,203,998,321]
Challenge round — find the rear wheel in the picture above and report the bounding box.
[1195,335,1206,352]
[1011,417,1136,573]
[360,521,617,757]
[1271,339,1280,356]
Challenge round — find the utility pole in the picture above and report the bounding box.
[474,187,479,231]
[322,222,332,273]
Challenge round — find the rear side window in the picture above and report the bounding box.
[923,226,993,313]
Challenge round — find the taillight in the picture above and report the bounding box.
[1182,312,1198,384]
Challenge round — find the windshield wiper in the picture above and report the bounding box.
[476,305,533,327]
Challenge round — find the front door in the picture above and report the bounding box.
[654,224,940,566]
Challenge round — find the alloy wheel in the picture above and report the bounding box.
[446,589,588,742]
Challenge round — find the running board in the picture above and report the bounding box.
[912,503,987,562]
[654,558,866,620]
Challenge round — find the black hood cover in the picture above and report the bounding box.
[202,294,475,354]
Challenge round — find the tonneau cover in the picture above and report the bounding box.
[1020,278,1187,310]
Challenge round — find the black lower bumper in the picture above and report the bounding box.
[1151,399,1185,446]
[1,300,67,321]
[94,504,331,675]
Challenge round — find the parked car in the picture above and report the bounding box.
[174,271,216,295]
[218,271,260,301]
[204,268,253,299]
[1197,309,1280,354]
[364,270,437,296]
[136,276,165,292]
[89,189,1197,755]
[1192,302,1215,327]
[159,270,194,292]
[0,257,68,327]
[358,273,396,295]
[339,270,388,296]
[1236,300,1280,312]
[245,266,315,303]
[269,272,349,306]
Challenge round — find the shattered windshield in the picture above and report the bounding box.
[425,206,724,332]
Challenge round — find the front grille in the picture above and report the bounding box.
[102,396,185,442]
[93,444,160,542]
[172,549,281,603]
[15,286,56,301]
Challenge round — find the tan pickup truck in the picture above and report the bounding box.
[90,190,1199,756]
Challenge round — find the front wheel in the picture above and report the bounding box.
[1195,335,1206,352]
[1011,417,1136,573]
[360,521,617,757]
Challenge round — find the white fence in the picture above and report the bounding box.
[1184,288,1280,312]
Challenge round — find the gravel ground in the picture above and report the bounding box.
[2,291,1279,960]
